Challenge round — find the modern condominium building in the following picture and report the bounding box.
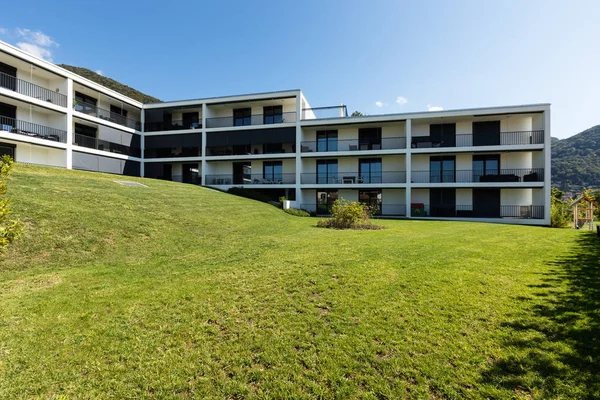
[0,40,551,225]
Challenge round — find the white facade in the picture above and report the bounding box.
[0,39,551,225]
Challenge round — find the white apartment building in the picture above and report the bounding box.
[0,40,551,225]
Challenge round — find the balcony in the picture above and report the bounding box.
[0,115,66,143]
[301,105,348,120]
[206,142,295,157]
[412,204,544,219]
[74,134,141,157]
[206,112,297,129]
[299,203,407,216]
[205,173,296,185]
[301,171,406,185]
[74,101,141,130]
[300,137,406,152]
[411,168,545,184]
[144,120,202,132]
[411,130,544,148]
[0,72,67,108]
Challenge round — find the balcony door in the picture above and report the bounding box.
[473,154,500,182]
[430,123,456,147]
[359,158,382,183]
[359,190,382,215]
[0,61,17,91]
[317,159,338,184]
[182,112,199,129]
[317,130,337,152]
[316,190,338,215]
[263,106,283,124]
[0,142,15,159]
[473,121,500,146]
[233,161,251,184]
[358,127,382,150]
[430,188,456,217]
[0,102,16,130]
[473,188,500,218]
[182,163,199,184]
[233,108,251,126]
[430,156,455,183]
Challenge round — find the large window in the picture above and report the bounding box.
[317,190,338,215]
[317,130,338,152]
[263,161,283,183]
[359,158,382,183]
[358,127,382,150]
[234,108,252,126]
[0,142,15,159]
[430,156,455,183]
[359,190,382,215]
[317,159,338,184]
[473,154,500,181]
[110,105,128,118]
[263,106,283,124]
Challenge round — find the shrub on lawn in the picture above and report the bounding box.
[0,155,23,254]
[284,208,310,217]
[551,187,570,228]
[317,198,383,230]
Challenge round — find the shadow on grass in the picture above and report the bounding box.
[481,232,600,398]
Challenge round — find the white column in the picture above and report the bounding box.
[294,93,303,207]
[201,103,208,186]
[405,119,412,218]
[140,107,145,177]
[65,78,73,169]
[543,106,551,225]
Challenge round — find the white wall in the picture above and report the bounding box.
[501,152,532,169]
[411,189,429,205]
[501,188,532,205]
[339,189,358,202]
[456,189,472,206]
[382,189,406,205]
[14,142,66,167]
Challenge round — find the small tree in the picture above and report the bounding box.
[0,155,22,253]
[351,111,364,117]
[317,198,382,230]
[550,187,570,228]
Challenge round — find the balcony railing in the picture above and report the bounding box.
[411,168,545,184]
[74,101,141,130]
[301,171,406,184]
[0,115,67,143]
[411,130,544,148]
[299,203,407,216]
[205,173,296,185]
[300,137,406,152]
[205,112,297,129]
[206,142,295,156]
[144,120,202,132]
[73,134,141,157]
[411,204,545,219]
[0,72,67,108]
[301,105,348,120]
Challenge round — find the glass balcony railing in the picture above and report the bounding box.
[300,137,406,152]
[300,171,406,184]
[411,168,544,183]
[205,112,297,128]
[411,130,544,148]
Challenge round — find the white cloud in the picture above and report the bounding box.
[396,96,408,105]
[95,70,104,76]
[16,28,58,47]
[375,101,384,108]
[15,42,54,61]
[427,105,444,112]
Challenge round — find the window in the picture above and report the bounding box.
[0,62,17,91]
[74,123,98,149]
[359,158,382,183]
[358,127,382,150]
[110,105,128,118]
[317,130,338,152]
[263,106,283,124]
[74,92,97,115]
[234,108,251,126]
[182,112,200,129]
[317,190,338,215]
[317,159,338,184]
[263,161,283,183]
[359,190,382,215]
[473,155,500,182]
[0,142,15,159]
[430,156,455,183]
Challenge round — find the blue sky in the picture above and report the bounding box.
[0,0,598,138]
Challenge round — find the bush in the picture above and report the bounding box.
[1,155,23,254]
[227,187,272,203]
[317,198,383,230]
[551,187,570,228]
[284,208,310,217]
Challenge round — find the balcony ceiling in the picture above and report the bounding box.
[0,50,59,81]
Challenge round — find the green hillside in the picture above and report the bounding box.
[552,125,600,188]
[58,64,161,104]
[1,165,598,398]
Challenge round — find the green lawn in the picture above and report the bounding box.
[1,164,599,399]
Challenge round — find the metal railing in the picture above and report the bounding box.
[144,120,202,132]
[301,171,406,184]
[301,105,348,120]
[205,112,297,128]
[300,137,406,152]
[411,130,545,148]
[0,115,67,143]
[0,71,67,107]
[74,101,141,130]
[298,203,407,216]
[411,168,545,183]
[412,204,545,219]
[205,173,296,185]
[206,142,295,156]
[73,134,141,157]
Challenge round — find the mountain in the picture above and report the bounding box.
[57,64,160,104]
[552,125,600,188]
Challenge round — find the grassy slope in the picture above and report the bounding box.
[1,165,599,399]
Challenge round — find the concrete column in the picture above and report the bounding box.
[140,107,145,177]
[543,107,551,225]
[65,78,73,169]
[201,103,208,186]
[294,93,303,207]
[405,119,412,218]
